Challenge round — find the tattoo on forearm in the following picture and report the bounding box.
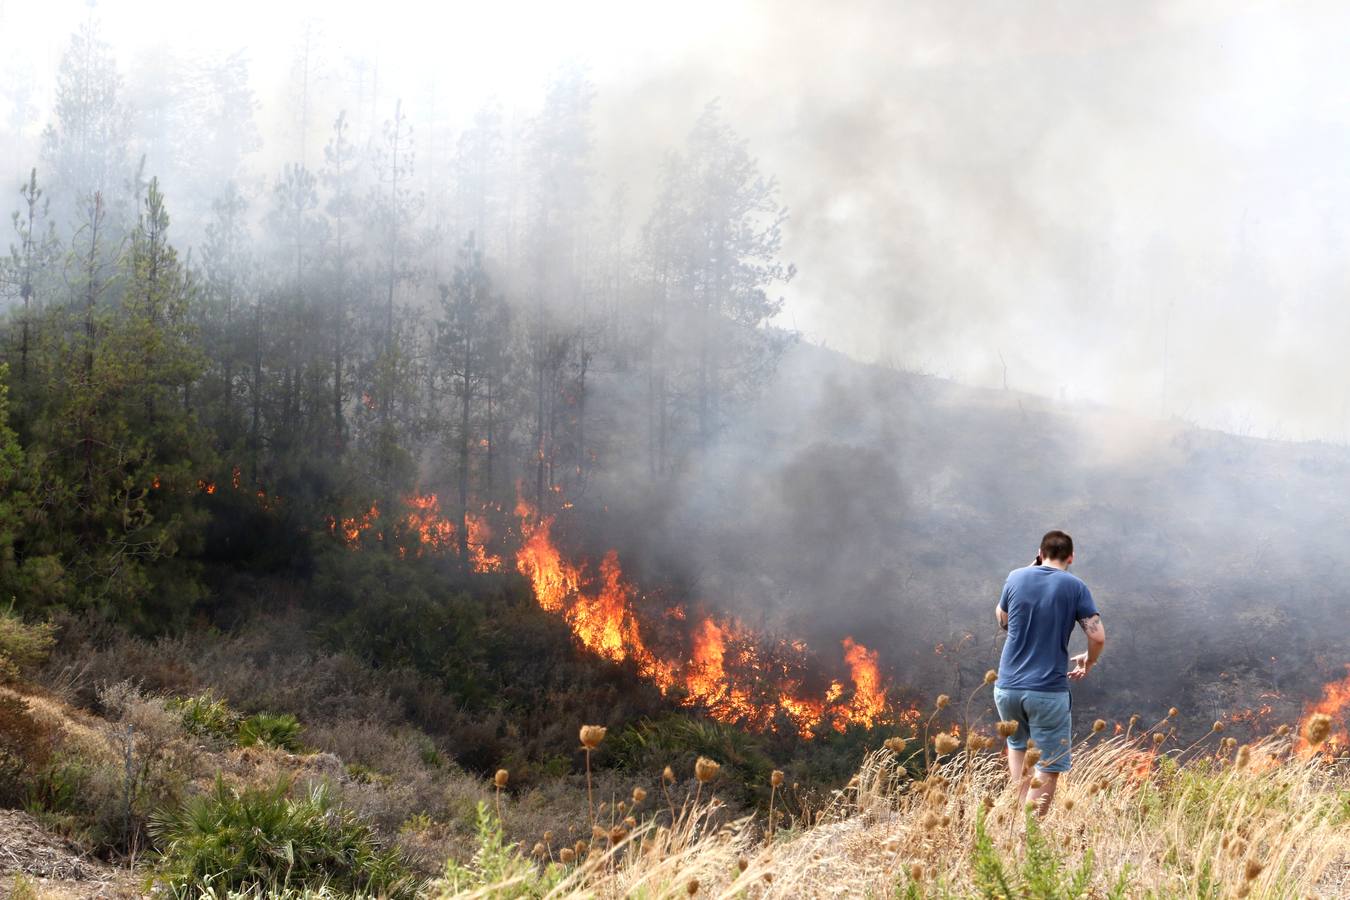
[1078,613,1103,639]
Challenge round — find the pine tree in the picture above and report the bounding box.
[322,111,361,455]
[361,100,424,494]
[663,102,794,451]
[0,364,66,612]
[198,181,251,445]
[41,18,131,228]
[435,235,509,560]
[4,170,62,392]
[25,180,212,627]
[523,68,594,508]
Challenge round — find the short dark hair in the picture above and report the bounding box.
[1039,530,1073,562]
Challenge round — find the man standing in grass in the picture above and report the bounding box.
[994,529,1106,814]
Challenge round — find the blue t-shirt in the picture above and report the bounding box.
[996,565,1099,693]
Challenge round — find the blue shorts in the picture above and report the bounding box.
[993,686,1073,773]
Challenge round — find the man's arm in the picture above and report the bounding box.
[996,604,1008,630]
[1069,614,1106,680]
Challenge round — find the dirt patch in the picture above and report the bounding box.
[0,810,140,898]
[1315,856,1350,899]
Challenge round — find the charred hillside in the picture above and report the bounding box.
[576,339,1350,745]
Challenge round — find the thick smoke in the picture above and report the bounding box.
[2,0,1348,733]
[597,0,1350,440]
[4,1,1350,441]
[598,341,1350,729]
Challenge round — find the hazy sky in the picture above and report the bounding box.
[4,0,1350,441]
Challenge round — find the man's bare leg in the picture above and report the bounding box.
[1027,770,1059,816]
[1007,748,1028,805]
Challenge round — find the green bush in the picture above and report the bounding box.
[609,715,773,802]
[150,777,422,899]
[237,712,304,752]
[969,809,1127,900]
[0,605,55,683]
[434,801,565,899]
[0,693,50,805]
[169,691,241,742]
[26,751,91,810]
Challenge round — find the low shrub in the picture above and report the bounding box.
[609,714,773,802]
[237,712,304,752]
[433,801,565,899]
[0,605,55,683]
[0,693,51,805]
[24,682,197,851]
[150,777,422,899]
[169,691,241,743]
[969,808,1127,900]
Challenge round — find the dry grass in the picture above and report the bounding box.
[434,727,1350,899]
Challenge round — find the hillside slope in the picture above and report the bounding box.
[586,341,1350,738]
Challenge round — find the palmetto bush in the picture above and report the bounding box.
[236,712,304,752]
[150,777,423,899]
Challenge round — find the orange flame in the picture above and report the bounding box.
[514,497,583,612]
[1296,666,1350,758]
[329,493,500,571]
[842,636,887,727]
[405,493,455,552]
[467,513,503,572]
[511,494,903,738]
[330,502,380,546]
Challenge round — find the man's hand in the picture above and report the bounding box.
[1068,651,1092,681]
[1072,614,1105,682]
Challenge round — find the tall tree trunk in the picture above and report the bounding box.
[484,376,495,497]
[533,246,548,511]
[381,100,402,434]
[81,193,104,520]
[250,299,262,482]
[458,336,472,563]
[576,346,588,487]
[18,169,38,386]
[333,268,344,453]
[222,277,234,432]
